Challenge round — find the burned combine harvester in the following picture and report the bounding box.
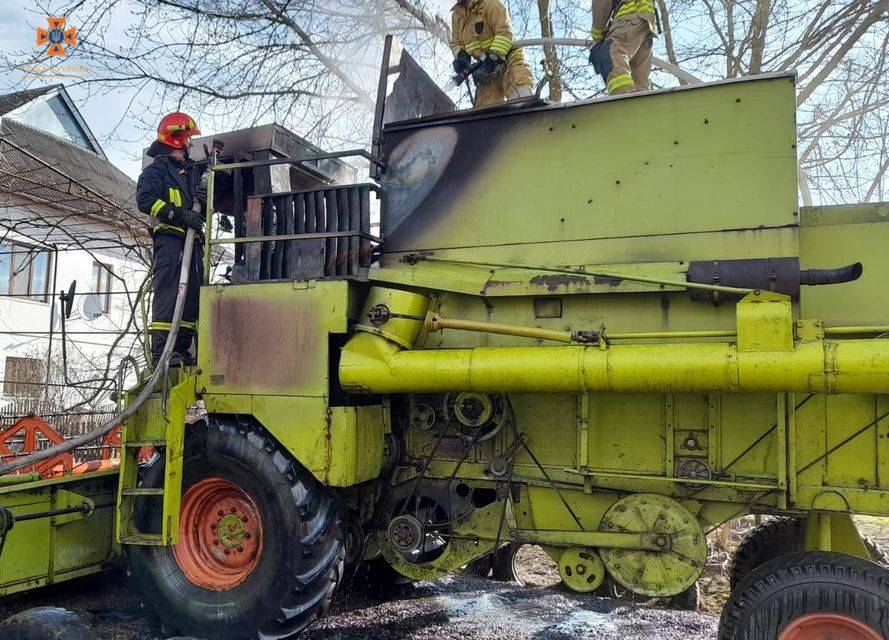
[2,39,889,640]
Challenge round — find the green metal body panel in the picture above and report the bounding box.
[379,73,798,269]
[0,472,118,596]
[197,279,384,486]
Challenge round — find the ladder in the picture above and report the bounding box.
[116,369,195,546]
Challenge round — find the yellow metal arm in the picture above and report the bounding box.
[339,287,889,396]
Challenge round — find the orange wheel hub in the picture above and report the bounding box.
[780,613,882,640]
[173,477,264,590]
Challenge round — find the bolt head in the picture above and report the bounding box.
[218,510,224,517]
[210,523,217,530]
[576,565,586,575]
[213,539,219,545]
[230,507,237,513]
[224,548,231,555]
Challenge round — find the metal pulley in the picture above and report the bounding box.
[558,547,606,592]
[446,392,507,442]
[597,493,707,597]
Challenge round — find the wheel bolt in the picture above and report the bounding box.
[237,547,244,553]
[218,510,224,517]
[213,539,219,545]
[576,565,586,575]
[230,507,237,513]
[224,548,231,555]
[210,524,217,530]
[245,533,252,539]
[242,516,248,523]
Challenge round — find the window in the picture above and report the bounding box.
[92,261,113,314]
[3,356,44,398]
[0,242,52,302]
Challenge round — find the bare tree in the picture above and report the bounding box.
[0,133,152,415]
[1,0,884,206]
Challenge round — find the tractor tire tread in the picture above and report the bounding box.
[729,517,803,590]
[127,417,344,640]
[718,551,889,640]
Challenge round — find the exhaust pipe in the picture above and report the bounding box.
[800,262,863,286]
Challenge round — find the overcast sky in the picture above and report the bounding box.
[0,1,459,180]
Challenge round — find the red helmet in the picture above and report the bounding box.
[156,112,201,149]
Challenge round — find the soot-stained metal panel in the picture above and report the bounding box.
[379,74,799,263]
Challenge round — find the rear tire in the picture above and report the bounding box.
[127,418,344,640]
[730,517,887,589]
[729,517,804,590]
[718,551,889,640]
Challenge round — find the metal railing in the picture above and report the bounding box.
[204,151,384,283]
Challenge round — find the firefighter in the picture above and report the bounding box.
[589,0,657,95]
[136,112,206,366]
[451,0,534,108]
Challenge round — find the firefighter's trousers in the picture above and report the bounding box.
[150,233,203,365]
[475,57,534,107]
[605,15,654,95]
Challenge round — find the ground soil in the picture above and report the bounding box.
[1,516,886,640]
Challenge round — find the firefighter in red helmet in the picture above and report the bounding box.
[135,112,206,366]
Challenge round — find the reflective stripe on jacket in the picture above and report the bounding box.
[451,0,526,64]
[136,155,202,237]
[592,0,658,40]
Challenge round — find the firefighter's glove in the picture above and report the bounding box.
[472,52,506,85]
[453,50,471,75]
[589,40,613,82]
[179,209,205,233]
[160,203,203,233]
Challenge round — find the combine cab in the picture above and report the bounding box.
[3,39,889,640]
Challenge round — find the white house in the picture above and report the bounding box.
[0,84,150,414]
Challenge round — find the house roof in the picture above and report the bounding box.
[0,118,146,231]
[0,84,105,158]
[0,85,58,117]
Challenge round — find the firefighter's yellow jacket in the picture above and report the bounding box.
[451,0,527,68]
[592,0,657,42]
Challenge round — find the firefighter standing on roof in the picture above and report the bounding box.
[451,0,534,107]
[589,0,658,95]
[136,112,206,366]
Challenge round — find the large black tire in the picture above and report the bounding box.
[730,517,888,589]
[0,607,96,640]
[729,517,804,590]
[127,418,344,640]
[719,552,889,640]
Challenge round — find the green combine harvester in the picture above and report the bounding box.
[1,39,888,640]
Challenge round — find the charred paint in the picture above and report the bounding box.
[208,295,317,391]
[529,274,595,292]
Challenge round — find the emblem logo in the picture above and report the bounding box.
[36,17,77,57]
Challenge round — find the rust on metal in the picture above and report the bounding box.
[210,296,316,390]
[173,477,264,591]
[529,274,595,293]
